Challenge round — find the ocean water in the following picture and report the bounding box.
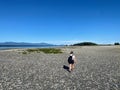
[0,45,60,50]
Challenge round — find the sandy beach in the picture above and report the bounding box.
[0,46,120,90]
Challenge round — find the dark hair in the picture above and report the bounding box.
[70,51,73,54]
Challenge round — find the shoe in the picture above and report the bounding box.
[69,69,71,72]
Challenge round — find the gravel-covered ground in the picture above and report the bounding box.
[0,46,120,90]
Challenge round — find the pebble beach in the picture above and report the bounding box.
[0,46,120,90]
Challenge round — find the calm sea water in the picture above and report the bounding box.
[0,45,60,50]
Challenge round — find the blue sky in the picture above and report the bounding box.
[0,0,120,45]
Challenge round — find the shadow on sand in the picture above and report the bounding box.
[63,65,69,72]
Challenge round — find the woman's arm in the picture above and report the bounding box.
[73,55,77,63]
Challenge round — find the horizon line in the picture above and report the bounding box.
[0,41,119,45]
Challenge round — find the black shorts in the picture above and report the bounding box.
[68,59,74,64]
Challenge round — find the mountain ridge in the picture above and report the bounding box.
[0,42,55,46]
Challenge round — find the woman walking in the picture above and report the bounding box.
[68,51,76,72]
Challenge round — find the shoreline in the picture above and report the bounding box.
[0,45,120,52]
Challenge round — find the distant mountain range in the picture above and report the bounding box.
[0,42,55,46]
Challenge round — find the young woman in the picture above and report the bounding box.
[68,51,76,72]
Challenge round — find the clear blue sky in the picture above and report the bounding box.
[0,0,120,45]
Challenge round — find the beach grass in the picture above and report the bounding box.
[22,48,63,54]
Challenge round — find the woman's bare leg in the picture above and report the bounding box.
[71,64,75,70]
[69,64,72,71]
